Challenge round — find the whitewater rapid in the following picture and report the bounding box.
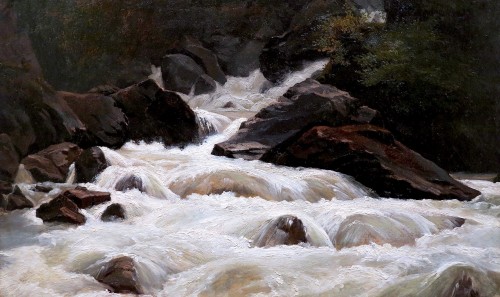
[1,63,499,296]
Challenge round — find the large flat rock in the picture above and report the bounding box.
[261,125,481,200]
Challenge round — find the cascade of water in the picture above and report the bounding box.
[1,62,499,297]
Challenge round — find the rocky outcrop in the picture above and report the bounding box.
[262,125,480,200]
[212,79,380,160]
[63,187,111,209]
[21,143,83,183]
[1,186,33,211]
[174,38,227,85]
[112,79,199,146]
[115,175,144,193]
[57,91,128,148]
[36,195,86,225]
[0,3,83,187]
[253,215,308,247]
[161,54,216,95]
[101,203,126,222]
[0,134,19,184]
[95,256,143,294]
[75,147,108,183]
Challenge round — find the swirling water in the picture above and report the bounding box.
[1,63,499,297]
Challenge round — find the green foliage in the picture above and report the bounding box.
[318,0,498,170]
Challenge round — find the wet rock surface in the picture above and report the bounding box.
[21,143,83,183]
[112,79,199,146]
[36,195,86,225]
[95,256,142,294]
[101,203,126,222]
[161,54,216,95]
[75,147,108,183]
[254,215,308,247]
[115,175,144,193]
[58,91,128,148]
[2,186,33,211]
[33,184,53,193]
[63,187,111,209]
[212,79,380,160]
[262,125,480,200]
[176,38,227,85]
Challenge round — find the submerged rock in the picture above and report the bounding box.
[36,195,86,225]
[112,79,199,146]
[212,79,380,160]
[262,125,480,200]
[333,213,467,249]
[101,203,126,222]
[253,215,308,247]
[75,147,108,183]
[115,175,144,192]
[95,256,142,294]
[63,187,111,209]
[21,142,83,183]
[3,186,33,211]
[449,275,480,297]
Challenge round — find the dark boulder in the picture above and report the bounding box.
[259,26,327,83]
[95,256,143,294]
[262,125,481,200]
[115,175,144,192]
[180,39,227,84]
[75,147,108,183]
[112,79,199,146]
[253,215,308,247]
[0,133,20,184]
[63,187,111,209]
[33,184,53,193]
[161,54,216,95]
[194,74,217,95]
[21,142,83,183]
[212,79,381,160]
[101,203,126,222]
[58,91,128,148]
[0,181,13,195]
[36,195,86,225]
[3,186,33,211]
[0,3,83,173]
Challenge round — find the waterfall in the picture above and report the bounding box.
[1,62,499,297]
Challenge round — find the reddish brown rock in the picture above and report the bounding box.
[112,79,199,146]
[95,256,143,294]
[262,125,481,200]
[36,195,86,225]
[253,215,308,247]
[21,143,83,183]
[212,79,381,160]
[63,188,111,209]
[75,147,108,183]
[57,91,128,148]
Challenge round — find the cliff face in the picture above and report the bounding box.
[10,0,383,92]
[0,1,83,185]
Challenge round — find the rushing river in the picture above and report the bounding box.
[1,62,499,296]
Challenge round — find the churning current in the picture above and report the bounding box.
[1,62,499,296]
